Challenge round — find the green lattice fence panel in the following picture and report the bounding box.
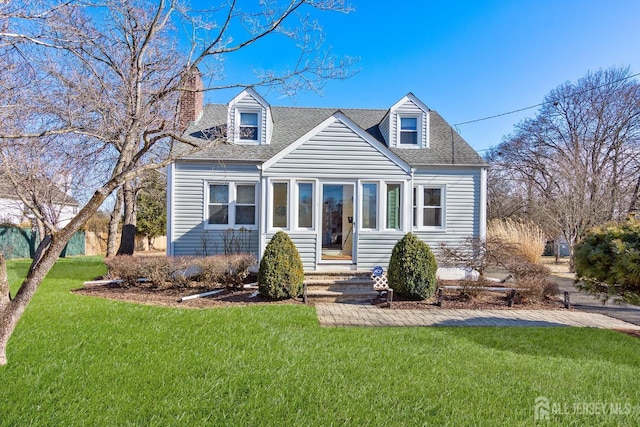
[61,231,85,257]
[0,226,85,259]
[0,226,37,259]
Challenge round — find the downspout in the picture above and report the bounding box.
[257,164,265,265]
[479,167,487,241]
[410,168,415,232]
[166,163,175,256]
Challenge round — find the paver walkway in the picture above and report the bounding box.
[315,303,640,330]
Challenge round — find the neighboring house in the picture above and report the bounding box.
[0,175,79,229]
[168,84,488,273]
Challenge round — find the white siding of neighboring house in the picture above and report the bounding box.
[170,162,261,256]
[0,197,23,224]
[0,196,76,229]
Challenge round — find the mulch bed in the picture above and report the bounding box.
[73,280,562,310]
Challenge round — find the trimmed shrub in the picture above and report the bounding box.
[574,218,640,304]
[196,254,256,290]
[258,231,304,299]
[388,232,437,300]
[104,256,148,286]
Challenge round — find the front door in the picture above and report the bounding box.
[321,184,354,261]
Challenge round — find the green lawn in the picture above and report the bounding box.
[1,257,639,426]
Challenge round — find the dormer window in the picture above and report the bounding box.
[400,117,418,145]
[239,112,259,141]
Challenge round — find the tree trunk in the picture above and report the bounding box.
[0,255,10,365]
[0,182,114,365]
[117,180,137,256]
[106,187,123,257]
[0,232,67,365]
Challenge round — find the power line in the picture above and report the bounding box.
[454,71,640,127]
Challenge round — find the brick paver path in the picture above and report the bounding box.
[315,303,640,330]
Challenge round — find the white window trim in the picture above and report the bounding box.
[235,109,262,144]
[204,181,259,230]
[295,180,316,231]
[413,184,446,230]
[268,179,291,231]
[359,181,379,231]
[397,113,423,148]
[383,182,403,231]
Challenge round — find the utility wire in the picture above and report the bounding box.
[454,71,640,127]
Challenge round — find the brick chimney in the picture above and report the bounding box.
[178,67,204,131]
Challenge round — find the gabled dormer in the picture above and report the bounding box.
[379,93,430,149]
[227,88,273,145]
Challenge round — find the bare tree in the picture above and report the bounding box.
[490,67,640,265]
[0,0,356,365]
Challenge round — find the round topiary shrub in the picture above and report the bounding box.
[387,232,437,300]
[258,231,304,299]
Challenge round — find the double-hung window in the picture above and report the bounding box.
[400,117,418,145]
[239,112,259,142]
[235,184,257,225]
[207,183,256,227]
[413,185,444,228]
[208,184,229,225]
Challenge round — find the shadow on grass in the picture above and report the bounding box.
[434,317,568,327]
[442,326,640,368]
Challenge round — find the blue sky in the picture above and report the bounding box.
[207,0,640,154]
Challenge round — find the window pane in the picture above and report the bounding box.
[208,205,228,225]
[413,187,418,227]
[273,182,288,228]
[400,117,417,130]
[210,184,228,203]
[386,184,401,229]
[236,206,256,225]
[424,188,441,206]
[240,112,258,126]
[298,183,313,228]
[423,208,442,227]
[400,131,417,145]
[236,185,255,204]
[240,126,257,140]
[362,183,377,229]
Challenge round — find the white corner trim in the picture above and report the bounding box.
[479,167,487,240]
[166,163,175,256]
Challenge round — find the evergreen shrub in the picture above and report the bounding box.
[258,231,304,299]
[574,218,640,304]
[387,232,437,300]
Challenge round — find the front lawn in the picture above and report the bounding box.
[1,257,639,425]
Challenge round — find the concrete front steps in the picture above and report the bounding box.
[303,271,378,304]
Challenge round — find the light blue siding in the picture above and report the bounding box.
[172,162,260,256]
[412,168,481,256]
[265,120,408,179]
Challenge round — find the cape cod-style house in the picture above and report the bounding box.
[168,83,488,274]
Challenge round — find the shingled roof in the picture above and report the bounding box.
[179,103,488,167]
